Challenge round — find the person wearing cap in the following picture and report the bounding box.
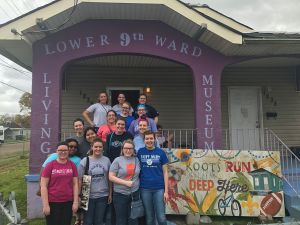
[128,104,157,137]
[133,94,159,124]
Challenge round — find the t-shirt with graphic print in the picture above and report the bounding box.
[105,132,133,162]
[41,160,78,202]
[110,156,140,195]
[137,147,168,190]
[78,156,111,199]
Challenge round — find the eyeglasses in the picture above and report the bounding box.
[123,147,134,150]
[68,145,77,149]
[57,150,69,153]
[122,107,129,109]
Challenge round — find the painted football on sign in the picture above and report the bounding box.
[260,192,282,216]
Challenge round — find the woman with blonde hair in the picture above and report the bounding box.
[109,139,140,225]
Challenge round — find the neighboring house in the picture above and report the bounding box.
[0,123,31,140]
[0,0,300,219]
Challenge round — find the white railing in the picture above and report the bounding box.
[265,129,300,196]
[61,127,300,195]
[0,192,27,225]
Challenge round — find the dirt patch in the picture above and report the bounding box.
[0,142,30,158]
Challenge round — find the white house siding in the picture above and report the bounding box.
[61,66,195,136]
[221,67,300,148]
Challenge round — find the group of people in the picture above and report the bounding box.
[40,92,173,225]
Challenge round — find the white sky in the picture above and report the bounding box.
[0,0,300,115]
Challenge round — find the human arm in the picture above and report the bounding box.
[40,177,50,216]
[82,110,95,127]
[109,171,133,187]
[72,177,79,213]
[163,164,169,203]
[154,116,158,124]
[108,180,113,204]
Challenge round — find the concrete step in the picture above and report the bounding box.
[284,188,300,220]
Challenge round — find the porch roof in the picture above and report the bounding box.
[0,0,300,70]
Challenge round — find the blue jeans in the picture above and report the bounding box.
[113,191,139,225]
[84,196,108,225]
[141,189,167,225]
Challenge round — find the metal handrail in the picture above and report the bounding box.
[265,129,300,196]
[0,192,27,225]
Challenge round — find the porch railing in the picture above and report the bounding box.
[265,129,300,197]
[0,192,27,225]
[61,127,300,195]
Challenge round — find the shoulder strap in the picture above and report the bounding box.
[100,103,108,113]
[84,156,90,175]
[108,132,114,155]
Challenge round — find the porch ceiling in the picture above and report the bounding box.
[229,57,300,68]
[72,54,185,67]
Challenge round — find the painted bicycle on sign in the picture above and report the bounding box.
[218,191,242,216]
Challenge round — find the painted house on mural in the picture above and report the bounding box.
[1,0,300,219]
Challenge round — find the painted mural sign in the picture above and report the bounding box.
[165,149,284,217]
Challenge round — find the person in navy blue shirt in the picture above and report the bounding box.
[137,131,169,225]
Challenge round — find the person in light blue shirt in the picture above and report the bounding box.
[42,138,81,168]
[133,118,159,153]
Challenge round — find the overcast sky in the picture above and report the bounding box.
[0,0,300,115]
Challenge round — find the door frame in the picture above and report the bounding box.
[228,86,264,149]
[106,86,144,105]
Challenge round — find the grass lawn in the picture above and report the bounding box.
[0,153,45,224]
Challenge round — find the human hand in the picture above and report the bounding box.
[72,202,79,214]
[125,180,133,187]
[164,192,169,203]
[43,205,50,216]
[108,194,112,204]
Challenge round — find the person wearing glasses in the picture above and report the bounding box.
[109,139,140,225]
[133,94,159,124]
[42,138,81,168]
[118,102,135,131]
[112,93,134,115]
[41,141,79,225]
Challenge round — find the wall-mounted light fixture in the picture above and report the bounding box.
[145,87,151,93]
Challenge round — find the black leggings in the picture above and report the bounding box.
[46,201,73,225]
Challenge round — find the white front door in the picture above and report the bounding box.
[228,87,263,150]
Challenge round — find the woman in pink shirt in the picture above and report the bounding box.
[41,141,79,225]
[97,110,117,143]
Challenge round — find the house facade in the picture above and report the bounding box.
[0,0,300,218]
